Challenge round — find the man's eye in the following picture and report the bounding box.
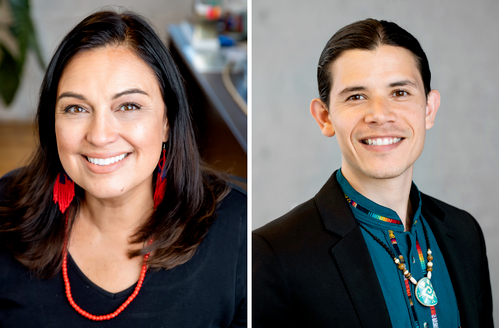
[65,105,86,113]
[347,94,365,101]
[393,90,408,97]
[119,103,141,111]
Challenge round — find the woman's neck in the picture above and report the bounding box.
[77,184,155,241]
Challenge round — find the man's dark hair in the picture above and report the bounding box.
[317,18,431,107]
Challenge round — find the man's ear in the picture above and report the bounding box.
[425,90,440,130]
[310,98,335,137]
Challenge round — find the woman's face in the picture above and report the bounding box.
[55,46,168,201]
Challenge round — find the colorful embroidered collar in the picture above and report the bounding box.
[336,169,422,232]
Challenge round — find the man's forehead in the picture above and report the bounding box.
[329,45,423,92]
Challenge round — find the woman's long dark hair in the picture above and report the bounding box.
[0,10,229,278]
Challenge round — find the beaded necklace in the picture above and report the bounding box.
[345,193,438,308]
[357,217,437,307]
[62,213,150,321]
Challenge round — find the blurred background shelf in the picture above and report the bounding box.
[0,123,36,176]
[168,23,247,180]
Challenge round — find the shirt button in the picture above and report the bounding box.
[412,256,416,263]
[424,323,428,328]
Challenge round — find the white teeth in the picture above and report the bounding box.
[363,138,402,146]
[86,153,128,166]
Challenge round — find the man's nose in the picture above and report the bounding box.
[364,96,397,124]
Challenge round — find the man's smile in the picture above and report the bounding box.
[361,137,403,146]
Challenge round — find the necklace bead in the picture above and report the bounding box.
[62,251,149,320]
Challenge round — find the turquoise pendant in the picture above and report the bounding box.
[415,277,438,307]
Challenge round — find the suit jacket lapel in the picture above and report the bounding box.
[314,172,392,328]
[421,195,478,328]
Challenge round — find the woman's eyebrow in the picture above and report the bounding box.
[57,92,86,101]
[57,89,149,101]
[113,88,149,99]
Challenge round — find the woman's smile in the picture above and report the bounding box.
[81,152,131,175]
[85,153,128,166]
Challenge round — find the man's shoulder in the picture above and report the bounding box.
[252,195,345,259]
[420,192,483,240]
[421,192,475,221]
[253,171,351,250]
[254,198,319,239]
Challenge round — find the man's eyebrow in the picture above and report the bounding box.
[388,80,418,88]
[113,88,149,99]
[338,86,367,96]
[57,92,86,101]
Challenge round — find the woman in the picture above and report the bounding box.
[0,10,246,327]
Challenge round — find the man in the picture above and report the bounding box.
[252,19,493,328]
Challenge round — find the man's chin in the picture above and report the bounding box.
[358,165,412,181]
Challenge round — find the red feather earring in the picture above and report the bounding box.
[53,172,75,213]
[153,143,167,209]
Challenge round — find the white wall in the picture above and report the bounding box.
[253,0,499,317]
[0,0,194,120]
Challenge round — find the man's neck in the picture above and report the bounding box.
[341,166,414,231]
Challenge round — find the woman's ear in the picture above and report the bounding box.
[163,119,169,143]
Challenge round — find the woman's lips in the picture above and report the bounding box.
[81,152,131,174]
[86,153,128,166]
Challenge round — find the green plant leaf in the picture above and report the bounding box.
[0,0,45,107]
[28,24,45,69]
[8,0,45,68]
[0,45,20,105]
[8,0,30,72]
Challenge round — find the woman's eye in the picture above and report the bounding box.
[65,105,86,113]
[347,94,365,101]
[119,103,140,111]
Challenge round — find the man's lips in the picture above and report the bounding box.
[361,137,403,146]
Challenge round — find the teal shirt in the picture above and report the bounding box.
[336,170,460,328]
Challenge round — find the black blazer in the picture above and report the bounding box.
[253,171,493,328]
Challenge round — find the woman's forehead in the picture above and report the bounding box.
[57,46,160,99]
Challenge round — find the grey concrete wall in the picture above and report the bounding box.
[0,0,193,120]
[253,0,499,318]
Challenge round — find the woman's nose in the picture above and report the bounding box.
[85,110,118,147]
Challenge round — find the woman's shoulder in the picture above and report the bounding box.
[206,182,247,243]
[216,182,247,221]
[0,168,23,203]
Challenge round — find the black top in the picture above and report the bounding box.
[0,171,247,327]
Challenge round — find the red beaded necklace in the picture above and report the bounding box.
[62,214,150,321]
[62,251,149,321]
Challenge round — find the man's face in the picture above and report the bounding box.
[311,45,439,183]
